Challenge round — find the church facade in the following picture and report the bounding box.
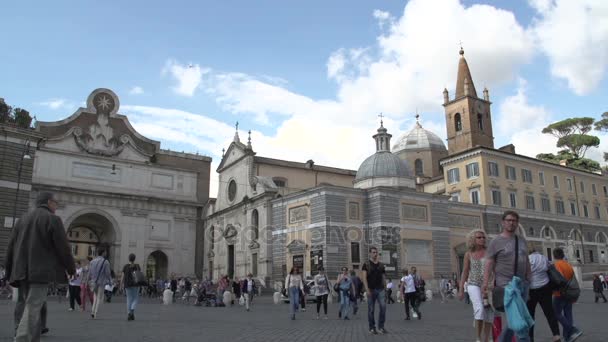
[31,88,211,280]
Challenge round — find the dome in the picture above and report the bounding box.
[355,152,413,181]
[392,123,446,153]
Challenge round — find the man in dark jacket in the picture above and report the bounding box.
[5,192,75,342]
[593,274,607,303]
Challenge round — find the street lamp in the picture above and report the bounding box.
[12,140,31,229]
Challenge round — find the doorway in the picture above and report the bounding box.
[228,245,235,278]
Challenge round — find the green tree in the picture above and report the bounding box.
[0,98,12,123]
[594,112,608,161]
[13,108,33,128]
[537,117,601,172]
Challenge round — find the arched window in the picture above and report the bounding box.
[251,209,259,240]
[210,226,215,250]
[477,113,483,131]
[528,227,535,237]
[414,159,423,176]
[454,113,462,132]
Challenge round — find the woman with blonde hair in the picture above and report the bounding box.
[459,229,493,342]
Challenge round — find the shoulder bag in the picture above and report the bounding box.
[492,235,518,312]
[547,263,567,290]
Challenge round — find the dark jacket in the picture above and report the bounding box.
[593,278,603,292]
[241,278,257,294]
[4,205,75,286]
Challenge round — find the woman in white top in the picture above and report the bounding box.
[68,261,83,311]
[458,229,493,342]
[400,269,418,320]
[313,267,330,319]
[527,249,560,342]
[285,267,304,320]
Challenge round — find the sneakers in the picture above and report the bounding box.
[568,328,583,342]
[68,308,74,311]
[344,317,350,320]
[378,328,387,334]
[324,315,328,320]
[41,328,49,335]
[417,311,422,320]
[369,328,378,335]
[316,314,320,319]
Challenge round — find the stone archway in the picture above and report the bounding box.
[66,210,118,265]
[147,250,168,281]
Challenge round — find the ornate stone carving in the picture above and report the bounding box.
[248,240,260,250]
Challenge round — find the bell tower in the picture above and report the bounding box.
[443,48,494,154]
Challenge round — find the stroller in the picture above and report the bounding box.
[194,285,217,307]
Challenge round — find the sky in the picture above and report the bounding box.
[2,0,608,198]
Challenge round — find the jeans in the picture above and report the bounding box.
[244,293,251,310]
[316,294,328,315]
[499,282,530,342]
[527,284,560,341]
[289,286,300,317]
[91,286,105,316]
[367,289,386,330]
[125,287,139,313]
[340,290,351,318]
[14,282,47,342]
[68,285,82,310]
[553,296,574,339]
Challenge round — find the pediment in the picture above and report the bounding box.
[216,141,252,172]
[286,239,306,252]
[36,88,160,159]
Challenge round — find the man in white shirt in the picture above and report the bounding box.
[400,270,419,320]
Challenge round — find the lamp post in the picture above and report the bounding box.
[11,140,31,229]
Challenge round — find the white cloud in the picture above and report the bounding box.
[373,9,393,29]
[497,78,557,158]
[162,59,209,97]
[530,0,608,95]
[327,49,346,80]
[39,98,70,110]
[129,86,144,95]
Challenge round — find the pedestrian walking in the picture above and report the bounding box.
[313,267,330,319]
[410,266,424,319]
[80,257,94,311]
[439,275,448,303]
[120,253,142,321]
[362,246,387,334]
[337,267,356,320]
[241,273,256,311]
[386,279,395,304]
[88,248,112,319]
[5,192,76,341]
[593,274,607,303]
[526,248,561,342]
[68,261,83,311]
[285,267,304,320]
[458,229,494,342]
[350,270,363,316]
[552,248,583,342]
[482,210,532,342]
[401,269,419,320]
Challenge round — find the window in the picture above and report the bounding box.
[589,250,594,263]
[477,113,483,131]
[89,233,93,239]
[210,226,215,250]
[251,209,259,240]
[71,245,78,255]
[414,159,423,176]
[592,184,597,196]
[553,175,559,189]
[544,228,552,238]
[539,172,545,186]
[522,169,533,183]
[348,202,360,220]
[570,202,577,216]
[541,197,551,212]
[604,185,608,197]
[525,195,535,210]
[528,227,535,236]
[75,232,79,238]
[450,192,461,202]
[566,178,573,192]
[447,168,460,184]
[351,242,361,264]
[556,200,565,214]
[491,190,502,206]
[580,181,585,193]
[454,113,462,132]
[509,192,517,208]
[547,248,553,261]
[228,180,237,201]
[506,166,517,180]
[273,178,286,187]
[595,206,601,219]
[488,162,499,177]
[470,189,480,205]
[466,162,480,179]
[583,205,589,217]
[252,253,258,276]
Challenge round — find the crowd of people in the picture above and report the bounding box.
[0,191,603,342]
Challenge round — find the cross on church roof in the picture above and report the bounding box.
[378,113,384,127]
[235,121,239,132]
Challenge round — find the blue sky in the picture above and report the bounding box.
[2,0,608,195]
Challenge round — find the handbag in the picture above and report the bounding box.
[492,236,518,312]
[560,275,581,302]
[281,275,290,297]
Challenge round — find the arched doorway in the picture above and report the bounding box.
[67,212,117,264]
[147,251,168,281]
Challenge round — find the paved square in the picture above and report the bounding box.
[1,290,605,341]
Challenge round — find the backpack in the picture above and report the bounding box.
[560,275,581,302]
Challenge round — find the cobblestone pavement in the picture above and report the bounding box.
[1,290,605,342]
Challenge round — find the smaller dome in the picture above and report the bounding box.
[355,152,413,181]
[392,123,446,153]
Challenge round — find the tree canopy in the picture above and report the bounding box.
[0,98,33,128]
[537,117,601,172]
[594,112,608,161]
